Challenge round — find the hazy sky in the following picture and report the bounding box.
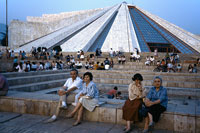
[0,0,199,34]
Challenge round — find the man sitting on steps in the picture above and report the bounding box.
[45,68,83,123]
[0,74,9,96]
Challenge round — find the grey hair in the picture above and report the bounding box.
[153,76,162,83]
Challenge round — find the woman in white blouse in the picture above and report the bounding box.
[122,73,145,132]
[16,62,23,72]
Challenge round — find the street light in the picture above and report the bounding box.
[6,0,8,47]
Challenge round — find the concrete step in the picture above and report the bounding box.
[7,73,70,86]
[92,72,200,82]
[112,64,199,72]
[94,78,200,88]
[113,65,155,70]
[9,79,66,92]
[1,69,70,78]
[8,70,200,87]
[96,83,200,99]
[0,91,199,132]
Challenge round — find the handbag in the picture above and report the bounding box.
[139,103,149,121]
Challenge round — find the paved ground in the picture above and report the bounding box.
[0,112,173,133]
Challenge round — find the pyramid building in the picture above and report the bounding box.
[10,2,200,54]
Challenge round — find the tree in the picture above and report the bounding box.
[0,32,6,46]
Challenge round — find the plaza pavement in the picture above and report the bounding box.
[0,112,172,133]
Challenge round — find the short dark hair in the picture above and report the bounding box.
[114,86,118,90]
[83,72,93,81]
[117,91,121,95]
[132,73,143,81]
[70,68,78,75]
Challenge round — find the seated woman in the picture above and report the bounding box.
[75,61,82,69]
[84,62,89,69]
[88,63,94,70]
[188,64,193,73]
[145,56,150,66]
[193,64,197,73]
[130,53,135,62]
[98,63,105,70]
[176,64,182,72]
[167,61,175,72]
[66,72,99,126]
[118,55,122,64]
[122,73,145,133]
[122,55,126,64]
[143,76,168,133]
[93,62,99,70]
[197,58,200,67]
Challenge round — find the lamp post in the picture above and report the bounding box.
[6,0,8,47]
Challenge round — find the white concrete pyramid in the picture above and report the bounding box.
[10,3,200,54]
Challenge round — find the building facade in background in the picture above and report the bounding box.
[9,2,200,54]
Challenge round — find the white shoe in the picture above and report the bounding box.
[44,116,56,123]
[72,102,77,106]
[60,104,67,109]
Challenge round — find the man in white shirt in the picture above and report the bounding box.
[136,54,141,62]
[109,48,114,57]
[150,56,155,65]
[45,69,83,123]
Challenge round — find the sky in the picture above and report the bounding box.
[0,0,200,34]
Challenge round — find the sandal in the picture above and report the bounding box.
[73,121,81,126]
[142,129,148,133]
[66,114,73,119]
[124,128,131,133]
[123,127,127,131]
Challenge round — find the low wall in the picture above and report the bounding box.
[0,95,199,132]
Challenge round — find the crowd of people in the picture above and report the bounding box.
[1,47,198,73]
[150,52,199,73]
[129,48,141,62]
[9,48,120,72]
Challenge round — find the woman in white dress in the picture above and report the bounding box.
[16,62,23,72]
[66,72,99,126]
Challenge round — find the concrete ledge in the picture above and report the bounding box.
[0,94,199,132]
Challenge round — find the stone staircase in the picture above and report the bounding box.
[0,52,200,132]
[3,70,70,92]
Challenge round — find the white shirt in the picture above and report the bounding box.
[146,57,150,61]
[136,55,140,59]
[16,65,23,72]
[63,77,83,93]
[39,64,43,70]
[150,57,154,61]
[31,64,37,69]
[130,54,134,58]
[22,63,26,71]
[167,63,173,68]
[109,49,113,55]
[78,62,82,66]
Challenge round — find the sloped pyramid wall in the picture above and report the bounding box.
[10,3,200,54]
